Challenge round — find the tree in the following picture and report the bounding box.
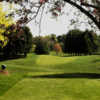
[2,26,33,57]
[64,29,83,55]
[57,34,66,52]
[54,43,62,55]
[83,30,99,54]
[34,37,49,54]
[48,34,57,51]
[0,3,13,48]
[22,26,33,56]
[64,29,98,55]
[0,0,99,54]
[0,0,100,32]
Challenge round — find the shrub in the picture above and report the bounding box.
[34,38,49,54]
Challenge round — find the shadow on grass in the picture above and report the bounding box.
[92,59,100,63]
[26,73,100,79]
[61,55,75,57]
[0,55,26,62]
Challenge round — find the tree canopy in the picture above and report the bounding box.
[64,29,98,55]
[0,3,13,47]
[1,26,33,58]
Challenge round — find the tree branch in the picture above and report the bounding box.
[64,0,100,29]
[81,3,100,10]
[25,4,42,25]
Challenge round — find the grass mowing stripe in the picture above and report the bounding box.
[36,55,77,66]
[0,54,37,96]
[1,74,100,100]
[1,54,100,100]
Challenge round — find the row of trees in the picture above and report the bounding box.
[32,34,62,55]
[32,29,100,55]
[0,0,99,58]
[64,30,99,55]
[0,28,99,57]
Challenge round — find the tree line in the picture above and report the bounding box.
[0,27,100,59]
[32,29,100,56]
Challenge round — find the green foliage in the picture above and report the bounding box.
[33,34,58,53]
[34,37,49,54]
[0,4,13,47]
[1,26,33,57]
[50,34,57,42]
[83,30,98,53]
[64,29,98,55]
[96,35,100,52]
[46,34,58,51]
[30,44,36,53]
[22,26,33,54]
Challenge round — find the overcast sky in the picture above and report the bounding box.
[2,1,100,36]
[27,3,97,36]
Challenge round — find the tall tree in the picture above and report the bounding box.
[64,29,98,55]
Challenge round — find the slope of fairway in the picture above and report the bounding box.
[36,55,77,66]
[1,54,100,100]
[0,54,38,96]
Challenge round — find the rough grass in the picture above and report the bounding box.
[0,54,100,100]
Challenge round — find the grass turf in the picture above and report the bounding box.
[0,54,100,100]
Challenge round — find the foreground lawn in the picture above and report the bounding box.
[0,54,100,100]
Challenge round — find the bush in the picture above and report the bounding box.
[34,38,49,54]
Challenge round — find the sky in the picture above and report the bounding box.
[27,3,97,36]
[2,1,100,36]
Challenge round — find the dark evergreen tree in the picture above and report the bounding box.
[64,29,98,55]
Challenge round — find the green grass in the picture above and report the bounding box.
[36,55,76,66]
[0,54,37,95]
[0,54,100,100]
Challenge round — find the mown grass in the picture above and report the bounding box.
[0,54,37,95]
[0,54,100,100]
